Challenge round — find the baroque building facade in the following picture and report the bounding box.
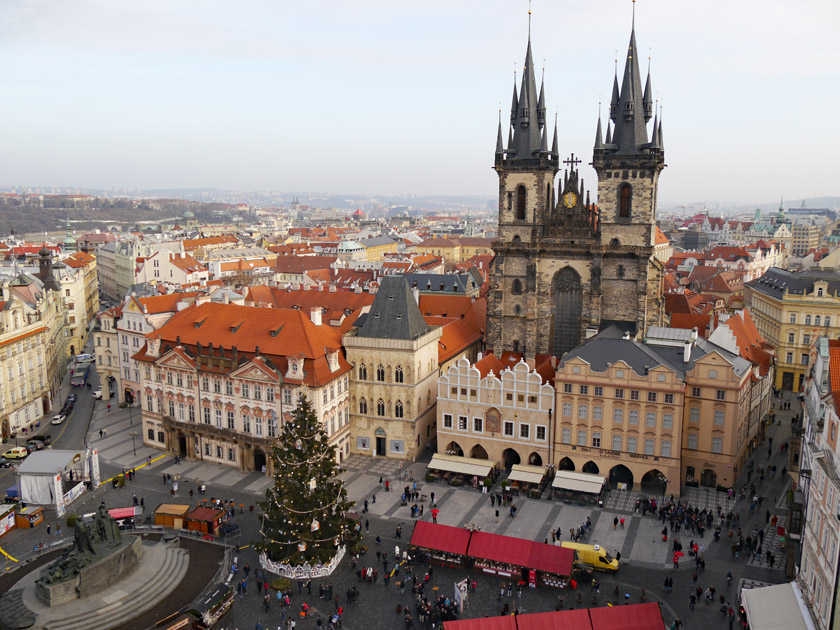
[487,23,665,359]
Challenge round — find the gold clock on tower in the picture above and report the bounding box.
[562,191,577,208]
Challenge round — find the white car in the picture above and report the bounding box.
[93,389,103,399]
[51,413,67,425]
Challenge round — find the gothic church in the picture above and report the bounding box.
[486,20,665,359]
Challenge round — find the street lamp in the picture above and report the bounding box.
[129,431,137,456]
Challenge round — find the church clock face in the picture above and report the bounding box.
[562,191,577,208]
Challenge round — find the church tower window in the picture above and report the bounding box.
[516,186,527,221]
[512,279,522,294]
[618,184,632,218]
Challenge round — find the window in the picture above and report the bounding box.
[204,443,211,456]
[504,421,514,436]
[228,448,235,462]
[789,313,797,324]
[146,394,153,411]
[594,386,603,397]
[627,437,637,453]
[712,437,723,454]
[458,416,468,431]
[512,279,522,294]
[803,334,811,346]
[213,379,221,394]
[563,402,572,417]
[376,365,385,382]
[283,389,292,405]
[580,385,589,395]
[267,387,274,402]
[646,412,656,427]
[592,432,601,448]
[443,414,452,428]
[691,387,701,397]
[613,408,623,423]
[786,352,794,363]
[614,388,624,399]
[473,417,483,432]
[664,393,674,404]
[359,398,367,414]
[825,317,831,327]
[714,410,724,425]
[629,410,639,425]
[578,404,589,419]
[663,413,673,429]
[593,406,602,421]
[561,428,571,444]
[647,392,657,402]
[536,426,546,441]
[395,366,404,383]
[788,332,796,344]
[618,184,631,218]
[254,385,262,401]
[630,390,640,401]
[563,383,572,394]
[168,400,175,417]
[359,364,367,380]
[661,440,671,458]
[687,433,698,450]
[147,428,154,440]
[801,353,809,365]
[243,414,251,433]
[516,185,527,221]
[215,409,222,428]
[805,315,812,326]
[612,434,622,451]
[215,445,222,458]
[188,405,195,422]
[255,418,263,436]
[166,371,173,385]
[644,439,655,455]
[227,411,235,429]
[395,401,404,418]
[323,389,328,404]
[377,400,385,416]
[815,316,821,327]
[241,383,250,398]
[520,424,530,439]
[577,430,587,446]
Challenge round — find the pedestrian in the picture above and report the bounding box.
[163,473,167,485]
[613,516,618,530]
[491,494,495,507]
[689,594,696,610]
[620,517,625,529]
[107,404,110,412]
[365,519,369,533]
[495,509,499,523]
[99,428,103,439]
[395,524,402,539]
[175,454,180,465]
[47,524,51,536]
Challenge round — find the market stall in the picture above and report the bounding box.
[154,503,191,529]
[15,448,100,517]
[409,521,472,568]
[588,602,667,630]
[14,505,44,529]
[108,506,144,528]
[186,506,226,535]
[442,616,517,630]
[507,464,547,497]
[740,582,815,630]
[517,609,593,630]
[552,470,606,505]
[0,504,15,538]
[467,531,573,588]
[427,453,495,488]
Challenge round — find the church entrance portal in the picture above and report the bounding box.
[551,268,583,357]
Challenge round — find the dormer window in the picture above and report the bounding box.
[291,361,299,374]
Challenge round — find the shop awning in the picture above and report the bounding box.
[410,521,471,557]
[741,583,816,630]
[588,603,666,630]
[428,453,493,477]
[442,616,517,630]
[552,470,606,494]
[507,464,547,485]
[467,531,574,578]
[517,609,592,630]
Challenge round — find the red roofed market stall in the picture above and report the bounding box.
[467,531,574,588]
[516,609,593,630]
[410,521,471,568]
[587,603,666,630]
[443,603,665,630]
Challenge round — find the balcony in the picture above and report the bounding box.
[158,415,278,445]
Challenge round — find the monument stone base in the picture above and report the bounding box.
[34,536,143,607]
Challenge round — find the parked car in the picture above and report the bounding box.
[28,434,51,446]
[51,413,67,425]
[1,447,28,459]
[0,457,13,469]
[67,394,78,404]
[25,439,45,451]
[93,389,103,399]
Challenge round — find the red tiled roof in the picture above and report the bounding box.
[670,313,715,337]
[274,255,337,274]
[129,291,202,315]
[654,226,670,245]
[182,235,239,250]
[428,317,482,364]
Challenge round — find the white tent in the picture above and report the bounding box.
[740,582,816,630]
[16,449,100,515]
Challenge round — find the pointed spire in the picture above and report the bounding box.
[495,111,504,156]
[510,73,518,124]
[605,121,613,145]
[551,113,559,157]
[610,72,620,121]
[650,110,659,149]
[609,18,650,154]
[642,61,653,122]
[509,34,543,160]
[507,126,514,153]
[537,71,546,127]
[540,125,548,154]
[594,113,604,150]
[657,115,664,151]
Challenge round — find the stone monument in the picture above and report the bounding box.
[35,505,143,606]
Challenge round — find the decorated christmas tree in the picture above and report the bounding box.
[256,395,354,567]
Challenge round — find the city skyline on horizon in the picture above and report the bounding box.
[0,0,836,204]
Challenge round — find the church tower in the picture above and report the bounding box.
[487,13,665,359]
[592,20,665,336]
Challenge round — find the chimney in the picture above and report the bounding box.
[413,286,420,305]
[684,339,693,363]
[310,307,322,326]
[690,327,699,342]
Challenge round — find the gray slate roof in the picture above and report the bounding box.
[747,267,840,299]
[355,276,431,341]
[17,450,84,475]
[358,236,397,248]
[402,273,479,294]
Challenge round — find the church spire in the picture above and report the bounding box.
[551,113,559,157]
[594,112,604,150]
[495,110,504,156]
[507,35,543,161]
[642,61,653,122]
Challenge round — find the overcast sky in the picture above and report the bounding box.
[0,0,836,205]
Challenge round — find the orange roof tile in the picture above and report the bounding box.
[654,226,670,245]
[182,235,239,251]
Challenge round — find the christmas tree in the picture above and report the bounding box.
[256,395,354,567]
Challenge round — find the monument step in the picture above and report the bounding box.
[44,545,189,630]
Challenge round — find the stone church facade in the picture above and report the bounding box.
[487,25,665,359]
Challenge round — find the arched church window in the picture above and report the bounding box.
[376,399,385,416]
[359,398,367,414]
[512,235,521,243]
[512,279,522,294]
[618,184,632,218]
[516,186,527,221]
[611,238,620,248]
[376,364,385,382]
[358,364,367,380]
[617,265,625,278]
[394,400,404,418]
[514,305,521,315]
[395,366,404,383]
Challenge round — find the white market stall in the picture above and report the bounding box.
[552,470,606,505]
[740,582,816,630]
[16,448,100,516]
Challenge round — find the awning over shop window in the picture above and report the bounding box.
[409,521,471,557]
[428,453,493,477]
[552,470,606,494]
[507,464,547,485]
[740,582,816,630]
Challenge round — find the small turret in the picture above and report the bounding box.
[537,76,546,127]
[594,115,604,151]
[495,115,504,156]
[551,117,559,158]
[642,67,653,122]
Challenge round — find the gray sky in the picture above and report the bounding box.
[0,0,836,204]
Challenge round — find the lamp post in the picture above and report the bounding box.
[129,431,137,456]
[128,401,132,426]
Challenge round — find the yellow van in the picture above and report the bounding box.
[560,542,619,572]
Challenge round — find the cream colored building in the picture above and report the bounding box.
[345,276,441,460]
[746,268,840,391]
[437,354,555,468]
[93,306,121,401]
